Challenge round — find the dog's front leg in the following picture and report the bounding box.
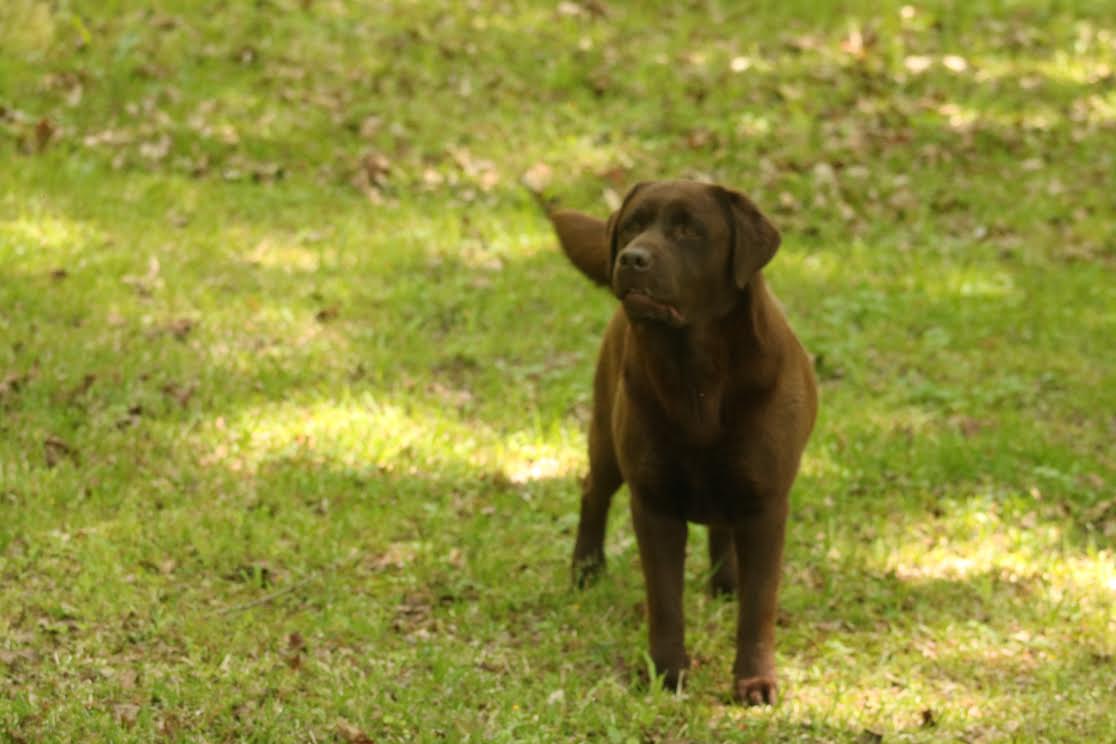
[630,492,689,689]
[731,500,787,705]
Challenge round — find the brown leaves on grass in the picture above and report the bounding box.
[286,631,306,670]
[34,118,56,151]
[161,381,196,407]
[336,719,375,744]
[557,0,610,19]
[162,318,196,341]
[43,435,77,468]
[314,306,340,323]
[113,703,141,728]
[122,256,163,297]
[0,371,31,404]
[522,162,553,194]
[352,151,392,203]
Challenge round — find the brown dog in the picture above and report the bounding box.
[548,180,817,705]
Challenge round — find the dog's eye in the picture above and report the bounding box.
[618,221,640,243]
[673,221,701,240]
[619,214,649,242]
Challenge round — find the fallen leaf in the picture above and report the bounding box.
[116,404,145,430]
[66,373,96,403]
[371,542,417,570]
[119,669,138,690]
[34,117,55,151]
[0,372,29,401]
[161,381,196,407]
[841,26,876,58]
[953,416,988,438]
[336,719,374,744]
[113,703,140,728]
[44,435,77,468]
[904,55,932,74]
[522,162,552,193]
[165,318,195,340]
[122,256,163,296]
[0,648,36,666]
[360,151,391,184]
[685,128,715,149]
[730,56,752,72]
[234,45,258,65]
[358,115,382,139]
[942,54,969,72]
[139,134,171,161]
[286,631,306,670]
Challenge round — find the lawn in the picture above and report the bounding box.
[1,0,1114,741]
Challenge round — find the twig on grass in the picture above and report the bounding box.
[215,575,319,615]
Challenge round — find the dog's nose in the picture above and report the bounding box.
[618,246,652,272]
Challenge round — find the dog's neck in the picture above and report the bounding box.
[625,274,781,441]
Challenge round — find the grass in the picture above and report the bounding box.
[1,0,1114,741]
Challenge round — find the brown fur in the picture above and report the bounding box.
[549,180,817,705]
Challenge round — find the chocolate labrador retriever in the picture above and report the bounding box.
[548,180,817,705]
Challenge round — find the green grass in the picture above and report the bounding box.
[2,0,1115,741]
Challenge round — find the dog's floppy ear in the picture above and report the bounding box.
[549,209,610,286]
[713,186,781,288]
[550,182,648,286]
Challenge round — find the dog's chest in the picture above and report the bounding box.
[624,443,765,525]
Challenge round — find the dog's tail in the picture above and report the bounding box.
[547,209,610,287]
[524,185,610,287]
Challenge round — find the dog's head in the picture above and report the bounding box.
[606,181,780,327]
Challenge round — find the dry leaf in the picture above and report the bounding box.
[44,435,76,468]
[161,382,196,407]
[165,318,195,340]
[113,703,140,728]
[359,115,382,139]
[942,54,969,72]
[522,162,552,193]
[336,719,375,744]
[119,669,138,690]
[67,373,96,401]
[0,372,29,400]
[34,117,55,151]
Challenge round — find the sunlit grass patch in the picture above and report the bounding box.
[207,392,585,485]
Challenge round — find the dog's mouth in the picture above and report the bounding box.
[621,289,685,326]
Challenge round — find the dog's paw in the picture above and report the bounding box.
[571,555,605,589]
[648,654,691,692]
[733,675,777,706]
[708,575,737,599]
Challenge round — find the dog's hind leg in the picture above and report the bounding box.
[708,526,738,598]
